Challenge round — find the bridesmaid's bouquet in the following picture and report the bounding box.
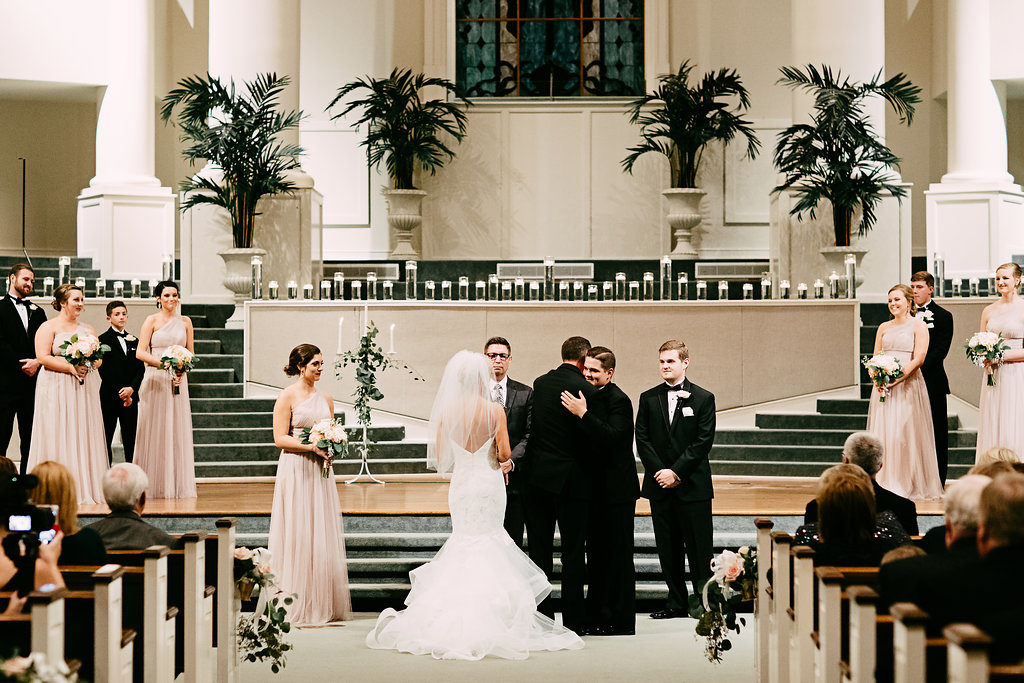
[300,418,348,478]
[862,353,905,402]
[965,331,1010,386]
[59,333,110,385]
[160,344,197,395]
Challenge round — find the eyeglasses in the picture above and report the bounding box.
[486,353,510,360]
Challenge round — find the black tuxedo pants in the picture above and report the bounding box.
[923,381,949,483]
[0,388,35,475]
[523,484,588,633]
[503,488,526,549]
[650,496,713,611]
[102,397,138,465]
[585,500,636,630]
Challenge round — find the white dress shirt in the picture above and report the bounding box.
[111,327,128,354]
[9,295,29,330]
[666,380,686,424]
[490,375,509,407]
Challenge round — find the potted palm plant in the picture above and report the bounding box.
[773,64,921,259]
[622,61,760,258]
[160,72,303,309]
[327,68,470,259]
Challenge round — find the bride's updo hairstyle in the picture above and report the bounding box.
[887,283,917,318]
[52,283,84,312]
[996,262,1023,285]
[284,343,321,376]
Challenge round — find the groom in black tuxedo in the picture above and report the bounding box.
[0,263,46,474]
[485,336,533,548]
[910,271,954,484]
[635,339,716,619]
[98,301,145,464]
[524,336,597,634]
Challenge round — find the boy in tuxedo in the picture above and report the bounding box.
[0,263,46,473]
[98,301,144,464]
[635,339,716,619]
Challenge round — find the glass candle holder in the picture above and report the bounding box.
[405,261,418,300]
[514,277,525,301]
[934,253,945,297]
[251,256,263,300]
[813,279,825,299]
[351,280,363,301]
[742,283,754,300]
[544,257,555,300]
[528,281,540,301]
[660,255,672,300]
[696,280,707,300]
[718,280,729,300]
[501,280,512,301]
[268,281,279,300]
[845,254,857,299]
[162,254,173,281]
[572,280,584,301]
[74,276,86,289]
[458,276,470,300]
[130,279,141,298]
[797,283,808,299]
[332,272,344,300]
[780,280,791,299]
[587,283,598,301]
[303,283,314,300]
[642,272,655,300]
[677,273,689,300]
[320,280,332,300]
[628,281,640,301]
[488,274,499,300]
[383,281,394,300]
[287,280,298,299]
[366,272,378,300]
[602,281,613,301]
[112,280,123,299]
[969,277,979,297]
[760,277,772,300]
[441,280,453,301]
[146,279,157,298]
[614,272,627,300]
[425,280,436,300]
[987,277,996,296]
[95,279,106,298]
[952,278,962,297]
[829,271,841,299]
[558,281,570,301]
[476,280,486,301]
[58,256,71,285]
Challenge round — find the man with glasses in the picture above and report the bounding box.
[485,336,533,548]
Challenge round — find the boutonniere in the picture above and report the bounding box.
[27,302,37,311]
[678,390,691,399]
[915,310,933,322]
[124,334,137,342]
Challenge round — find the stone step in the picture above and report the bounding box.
[188,383,243,398]
[709,443,979,464]
[184,314,209,328]
[193,353,242,369]
[0,255,95,269]
[190,397,278,413]
[194,440,419,462]
[192,328,243,354]
[816,398,870,415]
[715,428,977,448]
[711,459,979,478]
[754,412,962,431]
[193,339,221,355]
[344,555,665,579]
[191,426,407,446]
[187,368,236,384]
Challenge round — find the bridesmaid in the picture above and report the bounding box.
[27,283,108,504]
[134,280,197,499]
[975,262,1024,460]
[268,344,351,625]
[868,284,943,499]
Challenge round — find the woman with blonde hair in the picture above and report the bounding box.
[866,283,943,499]
[30,460,106,566]
[977,447,1020,468]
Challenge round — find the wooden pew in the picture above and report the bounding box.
[215,517,240,683]
[92,564,135,683]
[891,602,929,683]
[844,585,878,683]
[769,532,794,683]
[945,623,1024,683]
[790,545,817,683]
[755,517,774,683]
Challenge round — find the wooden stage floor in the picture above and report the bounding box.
[79,475,945,517]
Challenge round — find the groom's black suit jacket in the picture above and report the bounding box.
[0,295,47,394]
[97,328,145,403]
[634,377,715,502]
[919,300,953,395]
[580,382,639,504]
[502,377,532,494]
[526,363,598,500]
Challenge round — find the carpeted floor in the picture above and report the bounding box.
[239,613,757,682]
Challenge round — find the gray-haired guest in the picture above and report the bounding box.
[87,463,182,550]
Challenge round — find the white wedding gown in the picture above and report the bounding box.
[366,437,584,660]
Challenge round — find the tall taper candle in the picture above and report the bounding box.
[389,323,395,354]
[337,317,344,355]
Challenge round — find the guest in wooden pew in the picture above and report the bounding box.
[0,530,64,593]
[86,463,182,550]
[0,456,15,475]
[793,464,912,566]
[879,474,990,610]
[29,461,105,565]
[803,432,919,534]
[880,544,925,564]
[976,446,1020,468]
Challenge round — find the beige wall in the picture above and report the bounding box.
[245,300,859,418]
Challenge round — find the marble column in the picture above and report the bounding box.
[926,0,1024,278]
[76,0,174,280]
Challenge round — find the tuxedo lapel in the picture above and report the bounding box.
[104,329,127,359]
[503,383,518,413]
[656,388,671,435]
[1,297,29,340]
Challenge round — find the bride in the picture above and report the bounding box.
[366,351,584,660]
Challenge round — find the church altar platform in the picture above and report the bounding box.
[77,476,945,517]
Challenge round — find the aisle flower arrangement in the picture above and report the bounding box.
[965,331,1010,386]
[689,546,757,663]
[233,547,295,674]
[0,652,72,682]
[862,353,904,402]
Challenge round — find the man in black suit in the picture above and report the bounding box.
[561,346,638,636]
[524,336,597,634]
[803,431,919,534]
[485,336,533,548]
[910,271,953,484]
[98,301,145,464]
[0,263,47,474]
[879,473,989,609]
[635,339,715,619]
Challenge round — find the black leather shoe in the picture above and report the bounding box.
[650,609,686,620]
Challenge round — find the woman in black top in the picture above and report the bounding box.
[30,461,106,566]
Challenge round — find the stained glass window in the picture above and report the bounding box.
[456,0,644,98]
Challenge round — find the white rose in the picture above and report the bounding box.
[233,547,254,561]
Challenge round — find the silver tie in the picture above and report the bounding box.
[493,384,504,407]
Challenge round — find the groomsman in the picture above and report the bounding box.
[0,263,46,474]
[635,340,716,619]
[98,301,145,464]
[561,346,639,636]
[525,336,597,634]
[485,336,533,548]
[910,271,953,484]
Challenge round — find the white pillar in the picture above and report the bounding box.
[77,0,174,280]
[925,0,1024,279]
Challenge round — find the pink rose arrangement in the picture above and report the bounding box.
[58,332,110,385]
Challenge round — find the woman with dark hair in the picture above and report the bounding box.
[27,284,107,503]
[133,280,196,498]
[267,344,351,625]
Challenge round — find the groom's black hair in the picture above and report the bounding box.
[484,336,511,353]
[560,336,591,362]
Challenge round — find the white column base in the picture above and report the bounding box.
[925,182,1024,278]
[76,186,174,279]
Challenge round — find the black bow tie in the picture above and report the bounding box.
[13,297,30,307]
[114,330,128,337]
[667,383,685,392]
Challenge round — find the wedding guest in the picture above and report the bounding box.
[134,281,196,499]
[30,461,106,566]
[268,344,351,625]
[880,545,925,565]
[485,336,532,548]
[26,284,108,504]
[976,446,1019,468]
[97,301,144,465]
[975,263,1024,460]
[0,456,15,476]
[561,345,638,636]
[803,432,918,534]
[968,460,1016,478]
[793,464,911,566]
[0,263,46,475]
[635,340,715,619]
[910,271,954,484]
[87,463,182,550]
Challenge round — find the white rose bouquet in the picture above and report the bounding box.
[160,344,198,395]
[862,353,905,402]
[300,417,348,478]
[58,333,110,385]
[964,331,1010,386]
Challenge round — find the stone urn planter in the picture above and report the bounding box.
[383,189,427,260]
[664,188,704,259]
[219,247,267,329]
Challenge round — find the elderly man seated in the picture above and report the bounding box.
[804,431,918,534]
[87,463,182,550]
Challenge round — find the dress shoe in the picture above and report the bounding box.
[650,609,686,620]
[603,626,636,636]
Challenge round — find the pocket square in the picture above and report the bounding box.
[681,406,694,417]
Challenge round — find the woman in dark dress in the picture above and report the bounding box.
[30,461,106,566]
